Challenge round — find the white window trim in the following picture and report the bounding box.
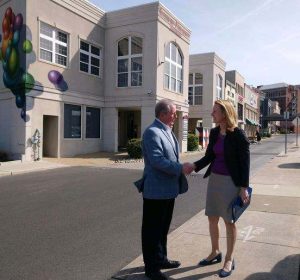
[39,21,69,68]
[117,36,143,88]
[216,74,223,100]
[188,73,203,105]
[79,39,103,78]
[164,42,183,94]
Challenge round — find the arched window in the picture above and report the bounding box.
[117,36,143,87]
[164,42,183,93]
[188,73,203,105]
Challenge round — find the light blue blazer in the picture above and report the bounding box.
[141,119,184,199]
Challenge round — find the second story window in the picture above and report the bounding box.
[216,74,223,99]
[188,73,203,105]
[80,40,102,77]
[117,36,143,87]
[39,22,68,67]
[164,42,183,93]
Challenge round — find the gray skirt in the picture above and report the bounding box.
[205,172,239,223]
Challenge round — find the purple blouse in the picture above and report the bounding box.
[211,134,230,175]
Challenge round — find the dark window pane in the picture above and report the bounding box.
[91,66,99,76]
[80,53,89,63]
[80,41,89,51]
[118,59,128,73]
[91,57,99,67]
[80,62,88,72]
[118,38,129,56]
[189,73,193,85]
[57,31,67,43]
[131,57,142,71]
[195,73,203,84]
[131,72,142,86]
[64,104,81,138]
[91,45,100,56]
[131,37,142,54]
[118,73,128,87]
[86,107,100,138]
[55,54,67,66]
[56,44,67,56]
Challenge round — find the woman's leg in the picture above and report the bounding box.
[223,220,237,271]
[206,216,221,259]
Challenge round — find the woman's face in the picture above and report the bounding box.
[211,104,226,124]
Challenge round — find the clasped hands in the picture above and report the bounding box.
[182,162,195,175]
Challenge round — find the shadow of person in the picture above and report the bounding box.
[244,254,299,280]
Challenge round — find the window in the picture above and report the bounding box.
[117,36,143,87]
[188,73,203,105]
[164,42,183,93]
[216,74,223,99]
[64,104,81,138]
[39,22,68,67]
[80,40,102,77]
[86,107,101,138]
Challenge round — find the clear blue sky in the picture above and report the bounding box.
[90,0,300,87]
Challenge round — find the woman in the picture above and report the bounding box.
[193,99,250,278]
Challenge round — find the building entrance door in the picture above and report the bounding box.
[43,115,58,157]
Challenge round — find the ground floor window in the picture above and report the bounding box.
[86,107,101,138]
[64,104,81,138]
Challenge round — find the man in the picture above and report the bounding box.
[141,99,193,280]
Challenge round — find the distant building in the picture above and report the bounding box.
[188,52,226,132]
[244,84,259,137]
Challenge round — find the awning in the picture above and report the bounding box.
[245,118,254,125]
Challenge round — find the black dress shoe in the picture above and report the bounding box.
[198,253,222,266]
[159,259,181,269]
[219,259,235,278]
[145,270,168,280]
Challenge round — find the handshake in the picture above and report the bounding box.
[182,162,195,175]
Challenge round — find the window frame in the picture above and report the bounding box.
[216,74,223,100]
[117,36,143,88]
[164,42,183,94]
[79,39,103,78]
[188,72,203,105]
[39,21,69,68]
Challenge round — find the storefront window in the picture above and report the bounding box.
[164,42,183,93]
[117,36,143,87]
[86,107,101,138]
[64,104,81,138]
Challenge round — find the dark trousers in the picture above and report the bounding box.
[142,198,175,272]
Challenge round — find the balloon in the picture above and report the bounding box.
[14,14,23,30]
[15,94,25,108]
[5,7,12,19]
[23,40,32,53]
[2,17,9,33]
[48,70,63,84]
[12,30,19,46]
[21,72,35,93]
[8,47,19,76]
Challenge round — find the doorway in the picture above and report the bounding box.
[43,115,58,157]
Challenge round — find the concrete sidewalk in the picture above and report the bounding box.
[112,145,300,280]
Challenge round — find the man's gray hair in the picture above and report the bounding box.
[155,99,175,118]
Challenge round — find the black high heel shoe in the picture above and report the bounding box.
[219,259,235,278]
[198,253,222,266]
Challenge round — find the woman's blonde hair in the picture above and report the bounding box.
[215,99,237,130]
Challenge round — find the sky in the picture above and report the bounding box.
[89,0,300,87]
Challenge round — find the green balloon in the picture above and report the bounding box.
[22,72,35,93]
[23,40,32,53]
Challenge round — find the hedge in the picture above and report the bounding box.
[187,134,199,151]
[126,138,143,159]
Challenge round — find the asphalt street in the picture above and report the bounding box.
[0,134,296,280]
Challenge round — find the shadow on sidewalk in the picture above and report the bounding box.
[244,254,300,280]
[278,163,300,169]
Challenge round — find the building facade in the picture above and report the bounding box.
[0,0,190,161]
[244,84,259,137]
[188,52,226,132]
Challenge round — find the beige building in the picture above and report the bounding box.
[225,70,245,129]
[188,52,226,132]
[225,79,237,109]
[0,0,190,161]
[244,84,259,137]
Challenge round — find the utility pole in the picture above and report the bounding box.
[284,111,289,154]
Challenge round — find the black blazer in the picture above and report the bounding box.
[194,126,250,188]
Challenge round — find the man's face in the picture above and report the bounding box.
[160,105,177,128]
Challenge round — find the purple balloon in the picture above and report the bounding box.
[48,70,63,84]
[14,14,23,31]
